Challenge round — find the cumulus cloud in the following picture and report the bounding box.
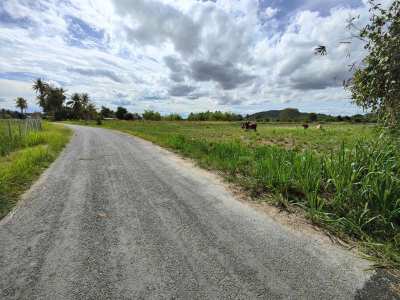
[67,67,124,83]
[164,56,187,82]
[168,84,196,97]
[190,61,255,90]
[0,0,371,115]
[217,95,244,106]
[113,0,201,56]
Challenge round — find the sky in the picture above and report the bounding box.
[0,0,384,115]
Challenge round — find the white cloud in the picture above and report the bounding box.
[264,7,279,19]
[0,0,372,115]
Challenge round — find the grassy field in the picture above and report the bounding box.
[0,121,71,219]
[96,121,375,151]
[0,119,42,156]
[72,120,400,268]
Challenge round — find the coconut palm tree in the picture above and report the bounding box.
[15,97,28,114]
[85,102,97,120]
[33,78,49,111]
[314,45,327,56]
[81,93,89,107]
[67,93,83,119]
[47,87,66,113]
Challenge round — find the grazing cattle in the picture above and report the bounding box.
[242,121,257,131]
[302,124,309,129]
[316,124,322,130]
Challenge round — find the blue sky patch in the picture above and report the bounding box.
[0,72,44,82]
[0,3,34,28]
[65,15,105,48]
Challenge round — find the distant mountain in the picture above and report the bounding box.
[248,110,282,120]
[247,108,336,122]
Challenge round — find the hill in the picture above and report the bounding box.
[247,108,337,122]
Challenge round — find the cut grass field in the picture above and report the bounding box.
[0,122,71,219]
[72,120,400,269]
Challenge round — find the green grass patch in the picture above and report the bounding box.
[0,122,71,219]
[0,119,43,156]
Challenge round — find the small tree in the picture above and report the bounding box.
[116,106,128,120]
[350,0,400,128]
[15,97,28,114]
[308,113,318,122]
[100,106,114,118]
[316,1,400,128]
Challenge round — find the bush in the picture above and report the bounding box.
[143,110,161,121]
[116,107,128,120]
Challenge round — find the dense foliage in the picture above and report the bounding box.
[188,111,243,121]
[33,79,66,116]
[143,110,162,121]
[350,1,400,127]
[32,79,97,121]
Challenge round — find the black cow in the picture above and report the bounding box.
[241,121,257,131]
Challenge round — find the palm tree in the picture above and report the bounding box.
[33,78,49,112]
[15,97,28,114]
[67,93,83,119]
[81,93,89,107]
[314,45,327,56]
[48,87,66,113]
[85,102,97,120]
[32,78,46,93]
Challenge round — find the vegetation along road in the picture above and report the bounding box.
[0,124,398,299]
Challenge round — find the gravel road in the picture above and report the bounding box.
[0,125,397,299]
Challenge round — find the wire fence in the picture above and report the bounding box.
[0,119,42,156]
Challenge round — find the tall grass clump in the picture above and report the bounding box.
[0,119,43,156]
[0,122,71,219]
[157,132,400,266]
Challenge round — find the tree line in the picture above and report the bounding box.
[8,79,246,122]
[31,79,97,121]
[4,85,376,124]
